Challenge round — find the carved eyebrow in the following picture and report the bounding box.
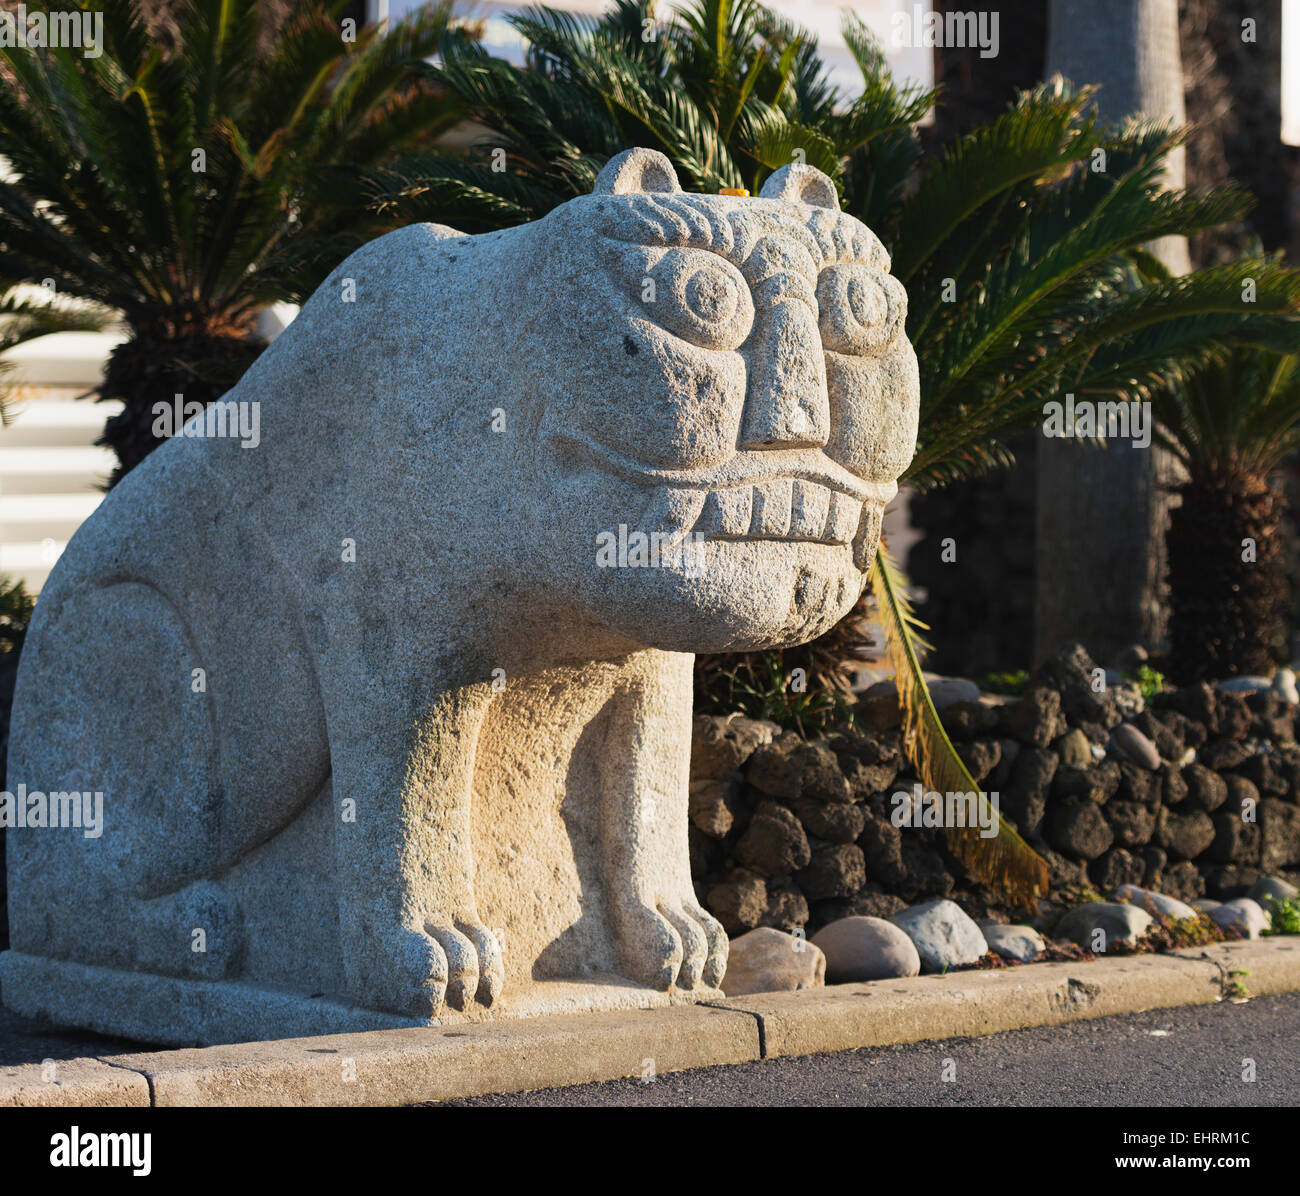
[588,191,892,279]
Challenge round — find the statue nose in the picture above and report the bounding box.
[739,302,830,450]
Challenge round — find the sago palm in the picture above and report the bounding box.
[1155,348,1300,681]
[0,0,462,482]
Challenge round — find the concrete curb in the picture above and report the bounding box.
[3,938,1297,1106]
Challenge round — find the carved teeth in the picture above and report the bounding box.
[789,480,831,540]
[824,490,862,544]
[700,486,754,536]
[750,479,793,537]
[693,479,866,544]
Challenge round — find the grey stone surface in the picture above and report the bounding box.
[889,899,988,973]
[811,915,920,982]
[720,927,825,996]
[1054,901,1154,952]
[1249,875,1299,905]
[1209,897,1271,939]
[1111,884,1198,921]
[1,149,920,1044]
[1112,723,1160,770]
[980,922,1046,963]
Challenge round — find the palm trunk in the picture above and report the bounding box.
[98,325,266,486]
[1167,470,1287,681]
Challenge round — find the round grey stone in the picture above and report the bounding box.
[811,916,921,983]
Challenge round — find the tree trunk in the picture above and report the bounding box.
[1167,471,1288,681]
[1034,0,1188,666]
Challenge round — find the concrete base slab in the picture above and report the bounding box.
[2,939,1296,1106]
[0,1057,149,1107]
[0,951,722,1047]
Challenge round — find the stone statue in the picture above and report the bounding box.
[1,149,919,1045]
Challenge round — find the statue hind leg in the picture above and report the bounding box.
[6,579,242,978]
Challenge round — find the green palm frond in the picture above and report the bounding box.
[1154,348,1300,479]
[869,543,1049,908]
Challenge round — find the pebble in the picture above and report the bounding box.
[720,927,826,996]
[811,916,921,982]
[889,899,988,973]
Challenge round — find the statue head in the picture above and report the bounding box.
[516,148,920,654]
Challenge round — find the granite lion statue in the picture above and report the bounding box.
[2,148,919,1044]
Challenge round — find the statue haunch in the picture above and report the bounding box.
[2,149,919,1044]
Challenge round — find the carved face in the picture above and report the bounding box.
[527,149,919,654]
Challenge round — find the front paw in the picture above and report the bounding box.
[425,917,505,1010]
[613,896,727,991]
[353,924,453,1019]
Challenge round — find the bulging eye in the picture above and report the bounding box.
[816,264,906,355]
[644,248,754,350]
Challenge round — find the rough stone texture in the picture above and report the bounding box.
[1054,901,1154,951]
[735,801,811,876]
[1208,897,1271,939]
[1259,799,1300,872]
[1156,807,1217,861]
[811,915,920,982]
[720,927,825,996]
[889,899,988,973]
[706,870,767,935]
[980,922,1046,963]
[690,714,779,780]
[1003,747,1058,836]
[1182,763,1227,811]
[1000,686,1066,748]
[1,150,921,1044]
[1111,884,1198,921]
[797,843,866,900]
[1046,799,1114,860]
[1089,847,1145,890]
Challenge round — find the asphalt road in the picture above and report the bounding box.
[438,991,1300,1107]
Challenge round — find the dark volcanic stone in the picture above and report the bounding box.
[1034,642,1119,726]
[1156,807,1216,861]
[1162,860,1206,903]
[797,843,866,900]
[691,714,778,779]
[941,700,998,740]
[1141,845,1168,890]
[1089,847,1145,890]
[1116,759,1161,805]
[791,796,867,844]
[1003,748,1058,837]
[1209,804,1261,866]
[1000,686,1066,749]
[1056,758,1122,804]
[1260,798,1300,872]
[705,869,767,934]
[760,881,809,932]
[1199,739,1251,771]
[747,737,851,803]
[1216,692,1252,740]
[1046,799,1114,860]
[1181,764,1228,812]
[958,737,1002,783]
[1235,752,1288,797]
[1105,800,1158,848]
[734,801,812,876]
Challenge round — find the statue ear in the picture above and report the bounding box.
[593,148,683,196]
[759,163,839,210]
